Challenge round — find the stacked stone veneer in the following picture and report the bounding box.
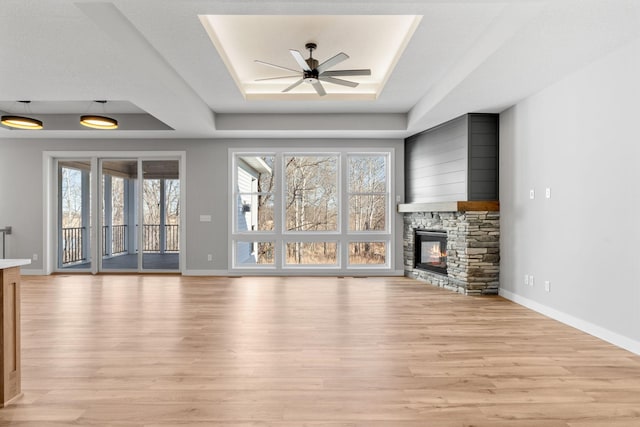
[403,211,500,295]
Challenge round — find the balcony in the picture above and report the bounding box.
[61,224,179,270]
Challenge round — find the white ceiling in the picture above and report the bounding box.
[1,0,639,140]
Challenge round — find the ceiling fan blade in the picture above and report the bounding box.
[282,78,304,93]
[289,50,311,71]
[255,75,299,82]
[316,52,349,74]
[319,76,359,88]
[254,60,300,74]
[312,81,326,96]
[320,69,371,77]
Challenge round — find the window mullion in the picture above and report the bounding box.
[275,153,283,269]
[339,152,348,269]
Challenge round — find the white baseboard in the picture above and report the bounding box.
[499,288,640,356]
[182,270,230,276]
[184,269,405,277]
[19,268,405,278]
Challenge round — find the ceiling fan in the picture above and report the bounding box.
[254,42,371,96]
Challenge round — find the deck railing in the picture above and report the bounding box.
[62,224,179,263]
[102,225,127,256]
[143,224,179,252]
[62,226,86,264]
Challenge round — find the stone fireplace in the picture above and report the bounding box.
[402,113,499,295]
[400,202,500,295]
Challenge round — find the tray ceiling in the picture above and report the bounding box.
[199,15,421,101]
[1,0,639,139]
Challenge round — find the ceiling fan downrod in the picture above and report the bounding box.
[303,42,319,83]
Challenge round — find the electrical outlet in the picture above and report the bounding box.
[207,254,212,262]
[529,275,534,287]
[529,189,535,199]
[524,274,529,285]
[32,253,38,261]
[544,280,550,292]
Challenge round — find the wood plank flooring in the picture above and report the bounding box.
[3,275,640,426]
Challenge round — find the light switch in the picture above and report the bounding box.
[529,189,535,199]
[545,188,551,199]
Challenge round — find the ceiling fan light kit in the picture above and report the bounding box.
[255,42,371,96]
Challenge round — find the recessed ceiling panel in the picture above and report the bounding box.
[199,15,421,101]
[0,100,172,131]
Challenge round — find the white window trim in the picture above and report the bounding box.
[229,147,395,275]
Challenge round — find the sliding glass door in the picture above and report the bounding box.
[58,160,93,271]
[100,159,139,271]
[141,160,180,270]
[56,156,181,273]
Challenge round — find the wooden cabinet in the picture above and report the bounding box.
[0,266,21,407]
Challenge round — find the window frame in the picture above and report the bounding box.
[283,152,341,235]
[230,147,394,273]
[233,153,277,235]
[346,153,390,234]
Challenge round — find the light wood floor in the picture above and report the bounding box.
[4,275,640,426]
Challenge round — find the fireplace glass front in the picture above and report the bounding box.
[415,229,447,275]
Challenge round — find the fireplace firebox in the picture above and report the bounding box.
[415,229,448,275]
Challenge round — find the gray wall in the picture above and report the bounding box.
[0,138,404,274]
[499,36,640,352]
[468,114,499,201]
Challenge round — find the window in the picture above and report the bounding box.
[285,241,338,265]
[348,155,387,231]
[235,155,275,232]
[231,149,393,272]
[347,155,388,266]
[285,155,338,232]
[348,241,387,266]
[235,241,274,266]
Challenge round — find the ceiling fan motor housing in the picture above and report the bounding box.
[304,42,319,77]
[303,43,319,83]
[303,68,319,84]
[305,58,319,70]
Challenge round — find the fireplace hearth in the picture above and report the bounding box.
[415,230,447,275]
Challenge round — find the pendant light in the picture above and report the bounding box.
[80,100,118,129]
[1,101,43,130]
